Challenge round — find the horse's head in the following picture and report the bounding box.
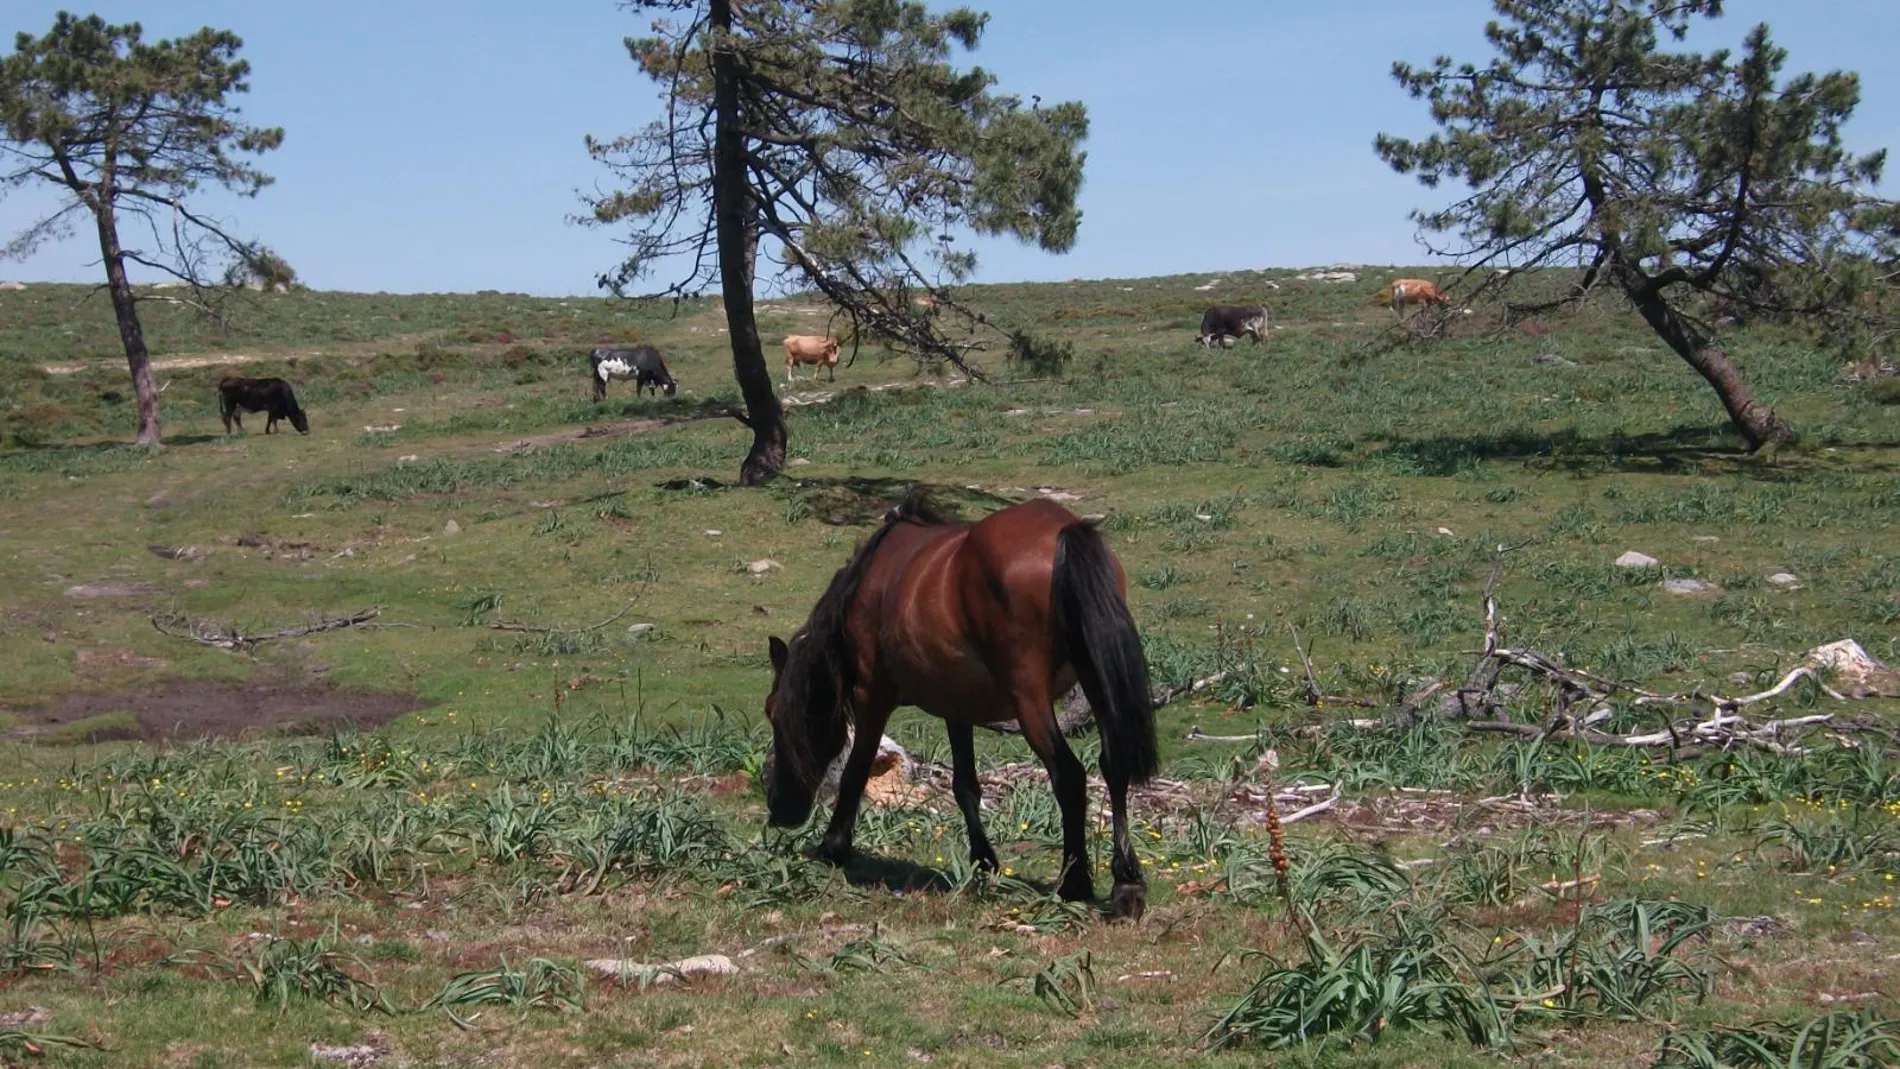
[761,634,845,827]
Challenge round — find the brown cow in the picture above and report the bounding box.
[1379,278,1450,317]
[783,334,841,383]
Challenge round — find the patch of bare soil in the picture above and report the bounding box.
[10,679,426,743]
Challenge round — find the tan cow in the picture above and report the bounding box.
[1378,278,1450,317]
[783,334,841,383]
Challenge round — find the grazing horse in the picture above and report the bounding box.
[218,375,309,435]
[762,491,1159,918]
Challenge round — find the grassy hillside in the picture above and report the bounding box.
[0,270,1895,1067]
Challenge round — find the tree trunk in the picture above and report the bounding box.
[93,203,162,446]
[1626,284,1795,451]
[710,0,785,485]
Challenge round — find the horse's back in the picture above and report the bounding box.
[864,499,1095,721]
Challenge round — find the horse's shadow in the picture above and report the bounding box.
[826,849,1076,906]
[833,851,957,895]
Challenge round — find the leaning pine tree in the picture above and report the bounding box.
[1375,0,1900,451]
[582,0,1087,484]
[0,13,286,447]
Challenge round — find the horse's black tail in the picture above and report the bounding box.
[1051,521,1159,786]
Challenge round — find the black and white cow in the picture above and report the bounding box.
[218,375,309,435]
[589,346,677,400]
[1197,304,1270,348]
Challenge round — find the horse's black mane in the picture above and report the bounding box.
[775,487,956,785]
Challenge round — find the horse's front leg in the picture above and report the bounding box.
[813,702,893,865]
[946,720,998,872]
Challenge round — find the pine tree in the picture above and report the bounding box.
[583,0,1086,484]
[1376,0,1897,451]
[1,13,284,446]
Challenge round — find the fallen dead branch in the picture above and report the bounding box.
[986,669,1232,737]
[484,601,639,636]
[1513,873,1600,909]
[1415,543,1887,758]
[151,606,384,651]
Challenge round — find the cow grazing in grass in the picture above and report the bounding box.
[783,334,841,382]
[218,376,309,435]
[1197,305,1269,348]
[1380,278,1450,317]
[590,346,676,400]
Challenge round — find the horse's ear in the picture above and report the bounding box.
[768,636,789,676]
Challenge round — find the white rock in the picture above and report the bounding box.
[1766,572,1801,589]
[1689,535,1720,544]
[1615,551,1661,568]
[821,733,910,802]
[788,457,811,466]
[704,529,722,536]
[626,623,656,635]
[0,280,25,291]
[1661,578,1715,596]
[397,454,419,464]
[1436,527,1455,537]
[747,559,782,576]
[585,953,737,985]
[441,520,461,535]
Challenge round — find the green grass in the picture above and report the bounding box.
[0,268,1897,1066]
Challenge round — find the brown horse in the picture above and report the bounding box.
[763,490,1159,918]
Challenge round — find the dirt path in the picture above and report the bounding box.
[39,352,279,375]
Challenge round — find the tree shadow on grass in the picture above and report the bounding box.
[773,476,1019,527]
[1367,423,1900,477]
[653,473,1020,526]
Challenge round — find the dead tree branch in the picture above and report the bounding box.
[150,606,383,651]
[984,670,1232,737]
[485,602,640,636]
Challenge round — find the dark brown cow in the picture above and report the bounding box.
[218,375,309,435]
[1197,305,1269,348]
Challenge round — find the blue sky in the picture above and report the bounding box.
[3,0,1897,296]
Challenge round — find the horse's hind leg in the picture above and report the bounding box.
[1103,763,1145,920]
[813,701,894,865]
[946,721,998,872]
[1016,702,1094,902]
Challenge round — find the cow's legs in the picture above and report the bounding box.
[946,721,998,872]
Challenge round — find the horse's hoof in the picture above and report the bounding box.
[808,841,853,866]
[1108,882,1146,921]
[1057,878,1096,903]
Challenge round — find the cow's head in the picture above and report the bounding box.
[289,408,310,434]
